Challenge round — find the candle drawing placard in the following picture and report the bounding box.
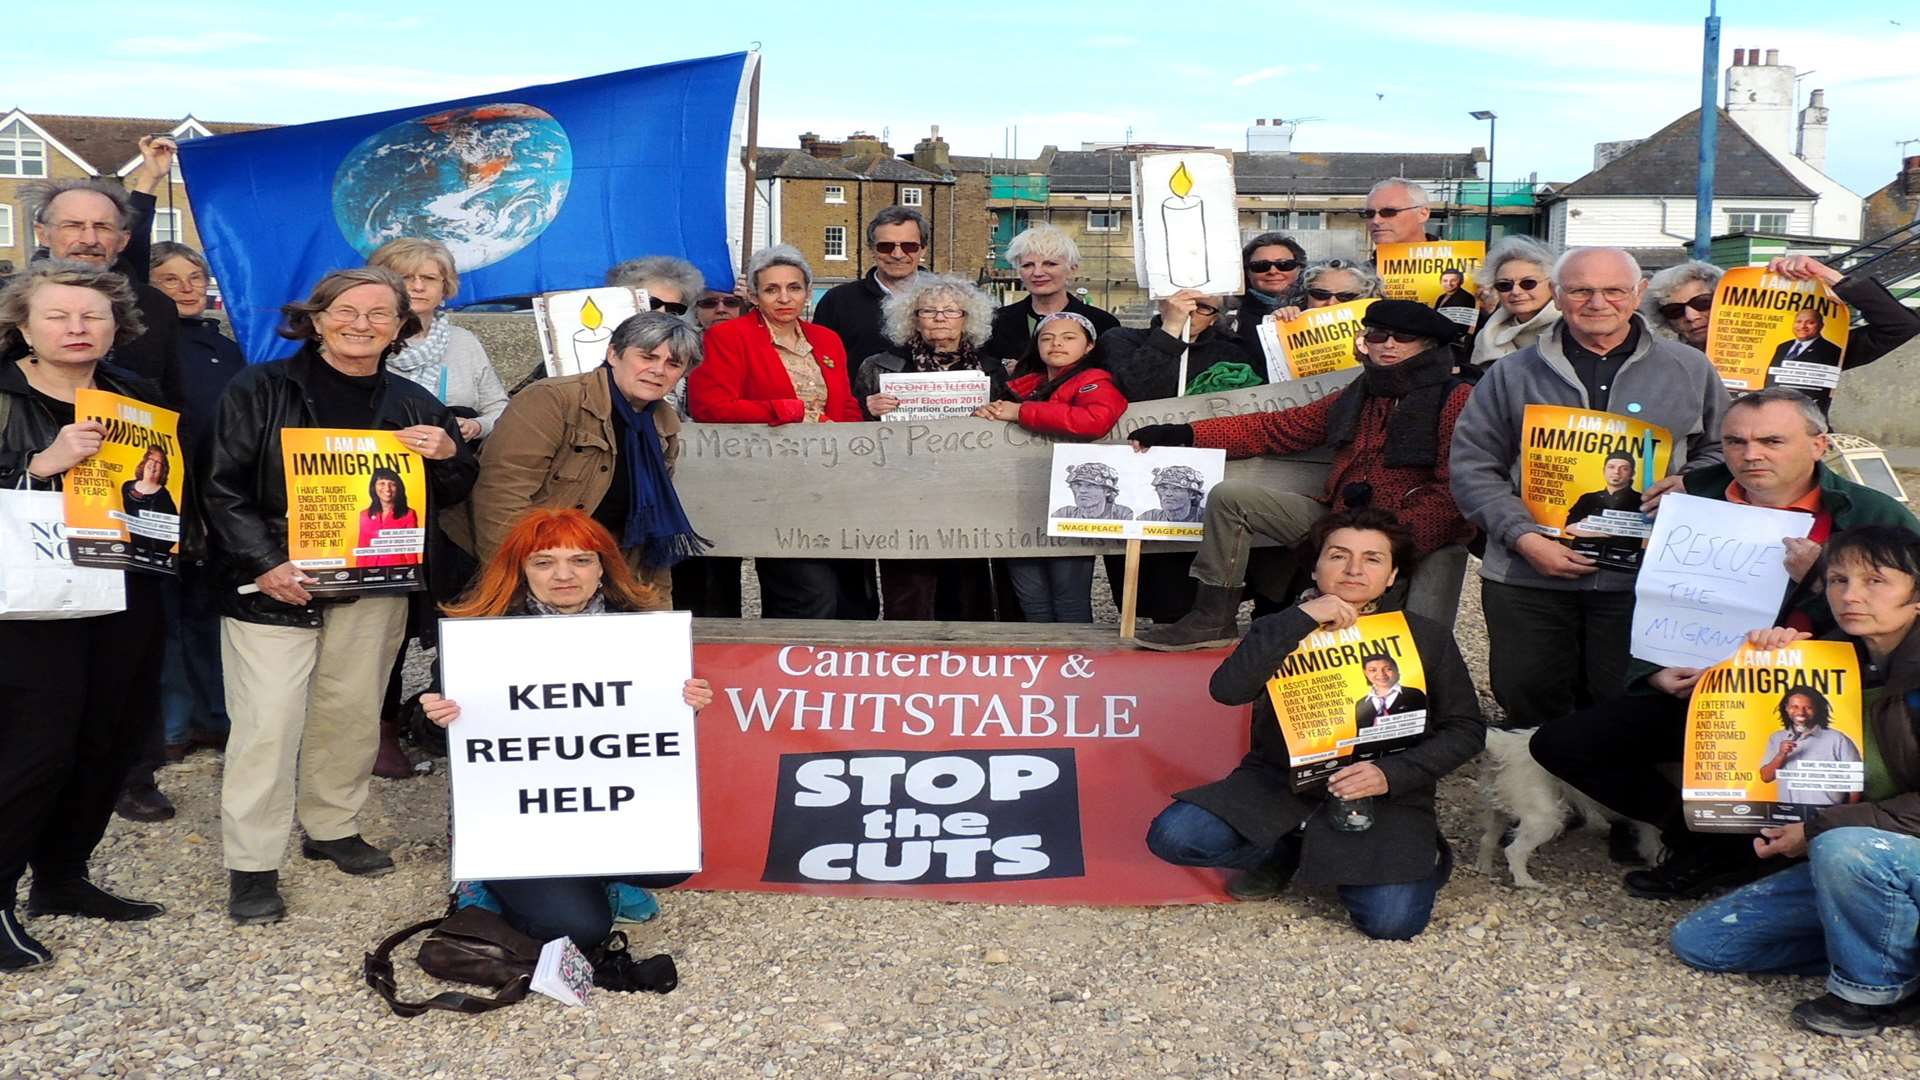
[533,286,651,377]
[1131,151,1242,301]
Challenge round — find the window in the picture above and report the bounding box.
[1260,209,1323,231]
[151,209,183,243]
[823,184,845,204]
[824,225,848,260]
[1087,209,1122,232]
[0,120,48,178]
[0,205,12,249]
[1726,208,1791,233]
[900,187,922,206]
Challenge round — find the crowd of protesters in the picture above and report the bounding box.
[8,157,1920,1039]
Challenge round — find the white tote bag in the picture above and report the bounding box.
[0,487,127,619]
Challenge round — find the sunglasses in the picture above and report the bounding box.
[1362,330,1425,344]
[1659,295,1713,320]
[873,241,923,256]
[1307,288,1363,303]
[1360,206,1419,220]
[648,296,690,317]
[1493,278,1542,293]
[697,295,745,310]
[1246,258,1301,274]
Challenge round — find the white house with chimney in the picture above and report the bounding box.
[1545,48,1863,260]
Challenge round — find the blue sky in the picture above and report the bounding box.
[10,2,1913,197]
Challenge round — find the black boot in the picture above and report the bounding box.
[1624,845,1769,900]
[1132,585,1243,651]
[228,870,286,926]
[1,908,53,972]
[114,784,176,823]
[27,878,165,921]
[300,835,394,877]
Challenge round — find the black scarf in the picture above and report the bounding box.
[1321,347,1455,469]
[909,338,983,374]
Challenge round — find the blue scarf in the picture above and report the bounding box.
[605,367,708,568]
[1244,284,1286,305]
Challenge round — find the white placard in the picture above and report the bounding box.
[1045,443,1226,541]
[442,611,700,881]
[532,286,651,378]
[877,371,992,421]
[1629,493,1814,669]
[1130,150,1243,301]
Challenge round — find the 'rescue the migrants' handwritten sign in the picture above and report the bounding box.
[1266,612,1427,790]
[281,429,426,595]
[1630,493,1813,669]
[1520,405,1673,572]
[443,611,700,881]
[1704,268,1851,392]
[63,389,184,576]
[1683,640,1864,832]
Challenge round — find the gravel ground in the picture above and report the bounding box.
[6,557,1919,1080]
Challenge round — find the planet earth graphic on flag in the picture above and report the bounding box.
[330,103,572,271]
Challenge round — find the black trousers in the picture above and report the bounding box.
[879,559,995,621]
[671,556,743,619]
[1102,551,1200,625]
[0,582,165,907]
[1480,579,1635,728]
[488,873,692,950]
[1530,692,1751,860]
[757,558,880,619]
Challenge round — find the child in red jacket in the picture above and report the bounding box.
[975,312,1127,621]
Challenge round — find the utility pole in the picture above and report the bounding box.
[1693,1,1721,261]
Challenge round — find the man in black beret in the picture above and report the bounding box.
[1130,299,1477,650]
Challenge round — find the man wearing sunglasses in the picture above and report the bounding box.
[812,206,933,368]
[1130,300,1475,650]
[1451,246,1729,735]
[1363,179,1435,249]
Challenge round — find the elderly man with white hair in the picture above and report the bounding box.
[1364,178,1436,250]
[1450,246,1729,734]
[983,225,1119,362]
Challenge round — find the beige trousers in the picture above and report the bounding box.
[219,597,408,871]
[1189,480,1329,589]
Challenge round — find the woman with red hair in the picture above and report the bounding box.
[420,507,712,950]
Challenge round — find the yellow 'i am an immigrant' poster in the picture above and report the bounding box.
[63,388,184,576]
[1374,240,1484,328]
[1683,640,1864,832]
[281,428,427,595]
[1266,611,1427,791]
[1274,299,1374,380]
[1520,404,1674,572]
[1704,267,1850,392]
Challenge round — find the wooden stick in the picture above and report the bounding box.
[738,55,762,280]
[1119,538,1143,639]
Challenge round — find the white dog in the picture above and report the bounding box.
[1475,726,1662,888]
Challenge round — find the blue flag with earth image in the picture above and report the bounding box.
[179,52,755,362]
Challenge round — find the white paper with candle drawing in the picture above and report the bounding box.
[1131,151,1242,301]
[533,286,651,378]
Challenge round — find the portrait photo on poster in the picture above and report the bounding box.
[1044,444,1226,541]
[1130,150,1242,300]
[533,286,651,377]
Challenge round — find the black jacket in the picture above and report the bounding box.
[170,316,245,452]
[852,348,1013,419]
[1233,290,1284,355]
[0,358,163,489]
[983,294,1121,363]
[1175,606,1485,886]
[1104,317,1261,401]
[813,270,922,369]
[203,344,477,627]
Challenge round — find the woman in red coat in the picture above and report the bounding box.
[975,311,1127,621]
[687,245,866,618]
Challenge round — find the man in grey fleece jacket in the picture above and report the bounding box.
[1450,247,1729,729]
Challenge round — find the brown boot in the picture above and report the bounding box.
[1131,585,1243,651]
[372,717,415,779]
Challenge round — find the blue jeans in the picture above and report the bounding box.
[1671,827,1920,1006]
[160,569,229,746]
[1005,557,1094,623]
[487,873,692,950]
[1145,800,1451,941]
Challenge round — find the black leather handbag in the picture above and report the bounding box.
[364,908,539,1018]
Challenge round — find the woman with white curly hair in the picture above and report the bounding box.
[853,275,1011,619]
[1641,260,1722,350]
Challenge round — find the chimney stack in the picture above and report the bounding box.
[1903,155,1920,197]
[1733,48,1745,65]
[912,126,951,171]
[1796,88,1830,173]
[1726,46,1797,159]
[1764,48,1780,66]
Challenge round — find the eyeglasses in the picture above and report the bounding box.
[873,241,923,256]
[916,308,964,320]
[324,307,399,326]
[696,295,745,310]
[1659,295,1714,320]
[648,296,690,317]
[1307,288,1363,303]
[1246,258,1301,274]
[1360,206,1420,220]
[1493,278,1542,293]
[1362,330,1425,344]
[1563,286,1636,305]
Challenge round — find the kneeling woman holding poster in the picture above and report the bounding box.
[1145,508,1485,940]
[1670,526,1920,1038]
[421,508,712,952]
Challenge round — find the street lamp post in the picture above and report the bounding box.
[1470,110,1497,244]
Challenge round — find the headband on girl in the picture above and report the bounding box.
[1035,310,1098,341]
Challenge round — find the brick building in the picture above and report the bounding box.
[0,111,268,275]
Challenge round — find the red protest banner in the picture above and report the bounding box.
[686,641,1246,904]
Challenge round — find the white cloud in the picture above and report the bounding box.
[1230,65,1292,88]
[110,31,277,55]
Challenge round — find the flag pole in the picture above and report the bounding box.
[739,53,762,284]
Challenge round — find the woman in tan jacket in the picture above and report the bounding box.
[449,312,707,607]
